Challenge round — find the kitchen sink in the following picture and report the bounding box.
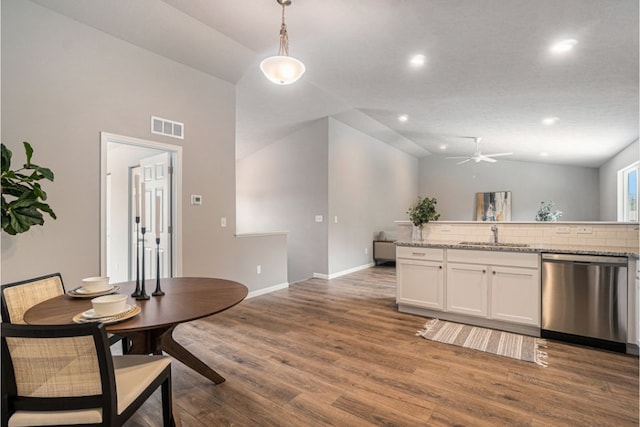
[458,241,530,248]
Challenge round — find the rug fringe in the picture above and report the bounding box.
[415,318,439,336]
[535,339,549,367]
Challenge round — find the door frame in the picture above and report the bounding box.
[100,132,183,278]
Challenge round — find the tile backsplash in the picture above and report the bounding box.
[396,221,639,250]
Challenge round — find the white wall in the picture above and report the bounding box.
[599,139,640,221]
[237,117,420,282]
[328,118,419,275]
[419,156,600,221]
[237,119,329,283]
[1,0,287,292]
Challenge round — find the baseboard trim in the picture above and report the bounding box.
[247,282,289,299]
[313,263,375,280]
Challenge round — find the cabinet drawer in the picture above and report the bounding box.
[397,246,444,261]
[447,249,538,268]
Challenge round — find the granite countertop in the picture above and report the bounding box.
[396,240,639,258]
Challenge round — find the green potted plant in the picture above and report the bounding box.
[1,141,56,235]
[407,196,440,242]
[535,201,562,222]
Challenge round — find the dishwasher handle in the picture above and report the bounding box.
[542,253,628,265]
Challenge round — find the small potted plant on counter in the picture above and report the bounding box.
[407,196,440,242]
[535,201,562,222]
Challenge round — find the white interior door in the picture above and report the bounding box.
[131,152,172,280]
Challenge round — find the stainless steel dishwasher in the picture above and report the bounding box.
[541,253,628,352]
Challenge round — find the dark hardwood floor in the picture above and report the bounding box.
[126,265,639,426]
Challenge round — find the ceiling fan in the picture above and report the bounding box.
[446,137,513,165]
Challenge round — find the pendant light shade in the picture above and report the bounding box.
[260,56,306,85]
[261,0,305,85]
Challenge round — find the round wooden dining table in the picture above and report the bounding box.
[23,277,248,385]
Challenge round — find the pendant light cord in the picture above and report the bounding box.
[278,2,290,56]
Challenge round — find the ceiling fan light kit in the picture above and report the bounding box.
[260,0,306,85]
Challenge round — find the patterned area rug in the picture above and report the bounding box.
[417,319,548,367]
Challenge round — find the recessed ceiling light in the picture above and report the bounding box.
[542,117,559,126]
[439,145,447,150]
[550,39,577,54]
[540,152,549,157]
[409,54,426,67]
[398,114,408,122]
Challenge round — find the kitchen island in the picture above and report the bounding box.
[396,239,639,354]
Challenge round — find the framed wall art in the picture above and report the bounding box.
[476,191,511,221]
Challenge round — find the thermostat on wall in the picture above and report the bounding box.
[191,195,203,205]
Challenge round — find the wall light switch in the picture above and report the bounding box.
[364,248,368,254]
[220,217,227,228]
[315,215,323,223]
[555,226,570,234]
[256,265,262,275]
[577,226,593,234]
[191,195,202,205]
[334,216,338,223]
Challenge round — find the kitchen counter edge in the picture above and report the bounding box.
[395,241,639,258]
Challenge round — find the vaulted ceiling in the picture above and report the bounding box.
[32,0,639,166]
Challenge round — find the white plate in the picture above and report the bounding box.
[67,286,119,298]
[82,304,134,319]
[75,285,114,295]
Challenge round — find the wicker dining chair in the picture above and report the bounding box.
[0,273,65,324]
[1,322,174,427]
[1,273,130,352]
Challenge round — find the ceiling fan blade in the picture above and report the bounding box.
[479,156,497,163]
[445,156,470,159]
[483,152,513,158]
[456,159,472,165]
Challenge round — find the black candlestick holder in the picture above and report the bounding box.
[136,226,150,300]
[153,237,165,296]
[131,216,141,297]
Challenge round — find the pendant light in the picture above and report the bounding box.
[260,0,306,85]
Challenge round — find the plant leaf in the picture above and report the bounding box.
[23,141,34,166]
[1,144,11,174]
[34,166,54,181]
[33,202,56,219]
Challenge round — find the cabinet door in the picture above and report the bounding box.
[446,263,488,317]
[490,266,540,326]
[397,259,444,310]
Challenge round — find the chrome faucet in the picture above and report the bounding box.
[491,225,498,244]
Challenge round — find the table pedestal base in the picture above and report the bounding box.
[123,326,226,384]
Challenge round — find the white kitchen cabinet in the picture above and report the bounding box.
[396,247,445,310]
[446,263,488,317]
[447,250,540,326]
[490,265,540,326]
[396,246,541,329]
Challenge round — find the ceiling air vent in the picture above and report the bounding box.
[151,116,184,139]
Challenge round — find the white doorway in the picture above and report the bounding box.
[100,132,182,281]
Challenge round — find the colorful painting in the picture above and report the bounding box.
[476,191,511,221]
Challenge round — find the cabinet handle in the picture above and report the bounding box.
[439,265,443,269]
[412,252,425,256]
[482,269,486,274]
[492,271,496,275]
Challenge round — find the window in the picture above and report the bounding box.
[618,161,639,221]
